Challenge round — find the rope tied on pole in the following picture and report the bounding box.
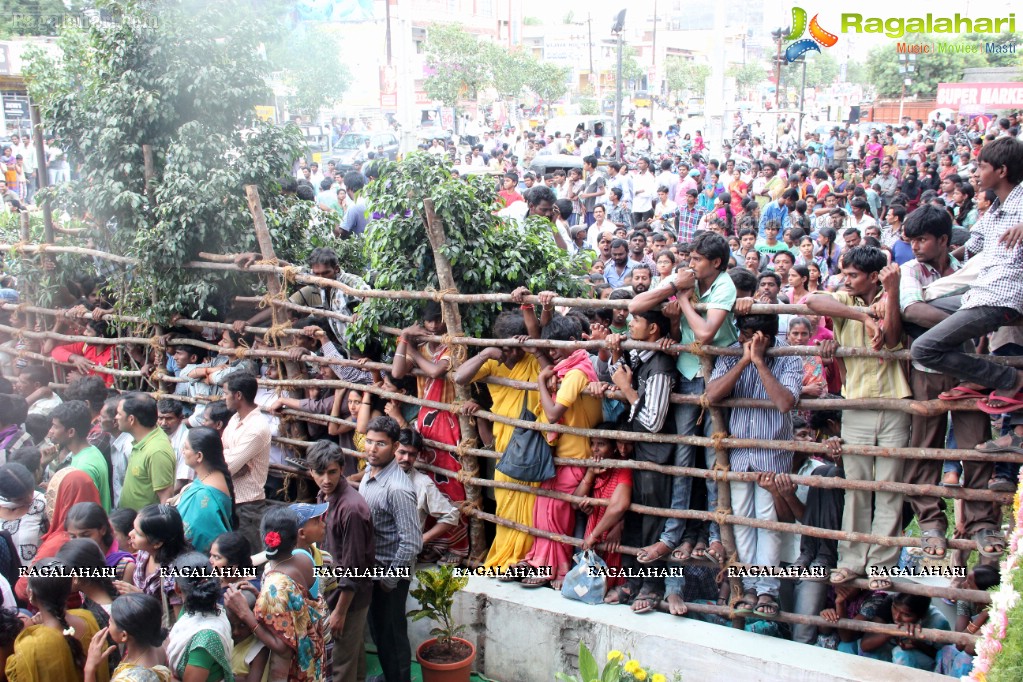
[432,287,458,303]
[687,341,706,357]
[148,335,165,352]
[711,462,731,482]
[711,432,729,453]
[455,436,478,460]
[282,265,301,284]
[262,321,291,344]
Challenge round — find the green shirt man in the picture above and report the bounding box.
[118,427,176,511]
[71,445,111,512]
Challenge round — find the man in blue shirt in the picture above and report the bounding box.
[759,188,798,239]
[339,171,368,238]
[604,238,640,288]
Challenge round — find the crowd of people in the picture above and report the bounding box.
[0,109,1021,681]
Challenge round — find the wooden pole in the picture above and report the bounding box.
[701,355,745,623]
[29,105,54,245]
[243,185,306,438]
[421,196,486,563]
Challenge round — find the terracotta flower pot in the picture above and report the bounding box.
[416,636,476,682]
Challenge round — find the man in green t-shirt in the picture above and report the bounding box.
[48,400,111,511]
[115,393,176,511]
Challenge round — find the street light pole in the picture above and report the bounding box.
[616,31,623,161]
[797,57,807,142]
[897,53,915,123]
[612,10,626,162]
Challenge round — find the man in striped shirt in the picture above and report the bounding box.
[360,415,421,682]
[705,314,802,618]
[606,309,676,614]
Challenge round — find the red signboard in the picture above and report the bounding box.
[937,82,1023,110]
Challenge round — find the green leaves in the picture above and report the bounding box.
[351,152,587,352]
[579,642,600,682]
[408,565,469,646]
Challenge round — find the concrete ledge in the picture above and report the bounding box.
[407,575,946,681]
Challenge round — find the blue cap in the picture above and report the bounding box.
[289,502,329,527]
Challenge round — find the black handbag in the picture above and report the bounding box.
[496,393,556,483]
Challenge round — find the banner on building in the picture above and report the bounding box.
[936,82,1023,112]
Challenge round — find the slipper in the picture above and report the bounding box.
[937,386,988,401]
[498,561,532,582]
[829,567,860,585]
[867,576,893,591]
[705,541,726,564]
[920,529,947,559]
[973,529,1006,558]
[989,476,1018,492]
[670,542,695,562]
[631,593,662,614]
[604,585,635,605]
[975,432,1023,456]
[978,392,1023,415]
[753,595,780,618]
[637,541,673,565]
[519,576,551,589]
[732,592,757,616]
[690,541,709,560]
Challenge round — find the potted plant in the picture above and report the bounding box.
[408,565,476,682]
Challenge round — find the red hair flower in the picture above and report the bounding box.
[264,531,282,549]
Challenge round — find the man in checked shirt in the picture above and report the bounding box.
[911,136,1023,557]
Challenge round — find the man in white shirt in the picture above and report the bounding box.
[157,398,192,490]
[631,157,657,224]
[16,366,62,416]
[101,398,133,506]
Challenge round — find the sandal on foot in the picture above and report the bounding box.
[753,595,780,618]
[920,529,948,559]
[670,541,695,562]
[604,584,635,605]
[867,576,893,591]
[829,567,861,585]
[631,592,662,614]
[637,541,673,565]
[937,385,988,401]
[690,542,709,560]
[973,529,1007,558]
[520,575,551,589]
[989,476,1018,493]
[498,561,532,582]
[732,592,757,616]
[976,432,1023,456]
[705,541,726,564]
[978,392,1023,415]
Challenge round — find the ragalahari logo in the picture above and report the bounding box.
[784,7,838,63]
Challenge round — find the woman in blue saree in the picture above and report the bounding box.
[177,427,237,555]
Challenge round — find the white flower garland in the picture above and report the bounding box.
[966,468,1023,681]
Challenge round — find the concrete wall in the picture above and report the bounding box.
[407,575,945,681]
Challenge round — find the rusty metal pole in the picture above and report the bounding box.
[29,105,54,244]
[422,196,486,562]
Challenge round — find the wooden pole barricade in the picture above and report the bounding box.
[421,196,486,563]
[5,235,1018,650]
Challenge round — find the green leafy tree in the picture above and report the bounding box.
[0,0,80,37]
[845,59,868,86]
[24,0,315,320]
[351,153,588,348]
[964,32,1023,68]
[666,56,710,98]
[866,36,986,98]
[621,45,644,87]
[489,46,533,101]
[527,62,571,116]
[270,24,353,118]
[423,23,493,108]
[727,62,766,98]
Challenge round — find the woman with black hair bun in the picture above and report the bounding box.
[0,605,23,677]
[165,552,233,682]
[58,538,122,676]
[177,427,236,555]
[7,557,103,681]
[115,504,190,623]
[209,531,259,592]
[85,593,171,682]
[66,501,136,581]
[224,507,324,682]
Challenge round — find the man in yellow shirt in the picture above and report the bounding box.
[807,246,909,589]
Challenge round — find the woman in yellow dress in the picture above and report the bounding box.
[85,594,171,682]
[6,557,100,682]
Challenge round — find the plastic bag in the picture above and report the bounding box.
[560,550,608,605]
